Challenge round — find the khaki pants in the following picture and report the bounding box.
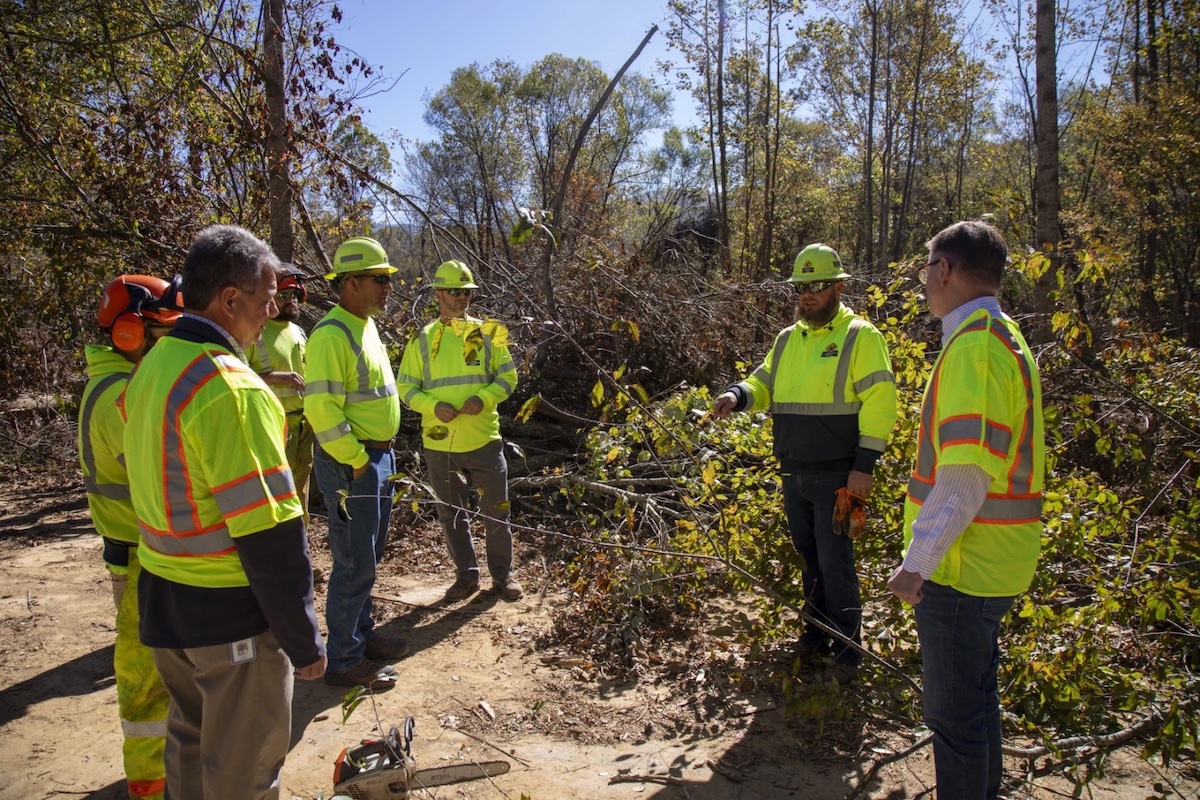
[152,632,293,800]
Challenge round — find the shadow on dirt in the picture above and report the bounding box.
[289,591,500,749]
[0,643,114,728]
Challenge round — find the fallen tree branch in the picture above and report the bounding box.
[1002,710,1164,760]
[844,733,932,799]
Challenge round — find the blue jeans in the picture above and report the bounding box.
[781,471,861,666]
[914,581,1015,800]
[313,446,395,673]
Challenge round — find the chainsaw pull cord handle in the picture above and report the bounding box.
[404,716,416,758]
[383,726,404,764]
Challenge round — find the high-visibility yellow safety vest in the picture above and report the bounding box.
[738,304,897,467]
[903,308,1045,596]
[122,336,302,589]
[79,345,138,544]
[246,319,306,413]
[304,304,400,468]
[398,315,517,453]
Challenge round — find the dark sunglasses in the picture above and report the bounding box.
[275,289,301,300]
[442,288,472,297]
[356,274,393,285]
[793,280,837,295]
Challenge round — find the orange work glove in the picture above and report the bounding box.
[832,487,867,539]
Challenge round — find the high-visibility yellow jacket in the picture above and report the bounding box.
[397,315,517,453]
[732,304,897,474]
[903,308,1045,596]
[245,319,306,413]
[304,305,401,468]
[122,329,302,589]
[79,345,137,544]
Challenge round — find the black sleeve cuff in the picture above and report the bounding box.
[102,537,134,568]
[236,517,325,668]
[852,447,883,474]
[726,384,749,412]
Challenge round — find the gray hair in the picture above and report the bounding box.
[182,225,280,311]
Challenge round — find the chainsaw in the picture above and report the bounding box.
[332,716,511,799]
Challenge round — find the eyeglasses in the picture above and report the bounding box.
[793,280,837,295]
[442,288,472,297]
[356,274,393,285]
[917,257,944,285]
[275,289,300,301]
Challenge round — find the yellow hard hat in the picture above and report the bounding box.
[431,260,478,289]
[789,243,850,283]
[326,236,397,280]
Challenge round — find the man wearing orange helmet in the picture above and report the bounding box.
[246,265,314,524]
[78,274,182,800]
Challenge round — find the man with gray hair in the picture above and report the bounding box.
[123,224,325,800]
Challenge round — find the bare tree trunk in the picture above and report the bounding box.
[716,0,731,275]
[262,0,293,262]
[862,0,880,266]
[1032,0,1061,343]
[534,24,658,364]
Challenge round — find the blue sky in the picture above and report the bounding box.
[331,0,682,143]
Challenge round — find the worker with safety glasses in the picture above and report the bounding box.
[712,243,898,686]
[246,265,315,526]
[305,236,408,691]
[79,274,183,800]
[398,260,521,603]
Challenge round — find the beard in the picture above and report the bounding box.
[274,305,301,323]
[796,293,839,326]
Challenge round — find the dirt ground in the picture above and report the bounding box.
[1,475,1195,800]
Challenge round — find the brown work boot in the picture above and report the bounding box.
[490,576,524,601]
[444,575,480,601]
[363,635,409,662]
[324,659,397,691]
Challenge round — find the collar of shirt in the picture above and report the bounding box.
[940,296,1006,346]
[179,312,247,362]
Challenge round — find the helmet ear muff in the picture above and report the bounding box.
[110,313,146,352]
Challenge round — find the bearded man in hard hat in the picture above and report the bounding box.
[122,225,326,799]
[79,274,182,800]
[246,265,314,525]
[712,244,897,685]
[305,236,407,691]
[398,260,521,601]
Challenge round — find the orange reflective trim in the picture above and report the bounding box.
[162,353,224,533]
[128,777,166,798]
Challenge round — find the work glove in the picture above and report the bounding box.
[832,487,867,539]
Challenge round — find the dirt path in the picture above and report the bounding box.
[0,480,1189,799]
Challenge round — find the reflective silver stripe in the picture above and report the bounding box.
[832,319,864,403]
[396,371,422,385]
[939,417,986,445]
[121,718,168,738]
[313,319,370,395]
[402,386,422,405]
[140,521,234,556]
[418,329,432,384]
[315,421,353,444]
[83,477,131,500]
[494,358,515,375]
[854,369,894,393]
[252,342,272,373]
[988,320,1038,493]
[274,387,300,398]
[493,376,514,394]
[347,382,397,403]
[859,435,887,451]
[907,479,1042,521]
[212,468,296,518]
[766,329,794,392]
[79,373,127,500]
[305,379,344,395]
[163,356,222,534]
[482,336,495,383]
[773,401,862,415]
[425,374,490,388]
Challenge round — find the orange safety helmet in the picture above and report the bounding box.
[277,264,307,303]
[98,274,184,352]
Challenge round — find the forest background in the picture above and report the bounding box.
[1,0,1198,795]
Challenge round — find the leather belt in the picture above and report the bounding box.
[359,439,393,450]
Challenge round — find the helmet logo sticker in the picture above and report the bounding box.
[802,260,815,273]
[821,344,839,358]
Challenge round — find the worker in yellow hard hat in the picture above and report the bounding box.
[713,243,898,685]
